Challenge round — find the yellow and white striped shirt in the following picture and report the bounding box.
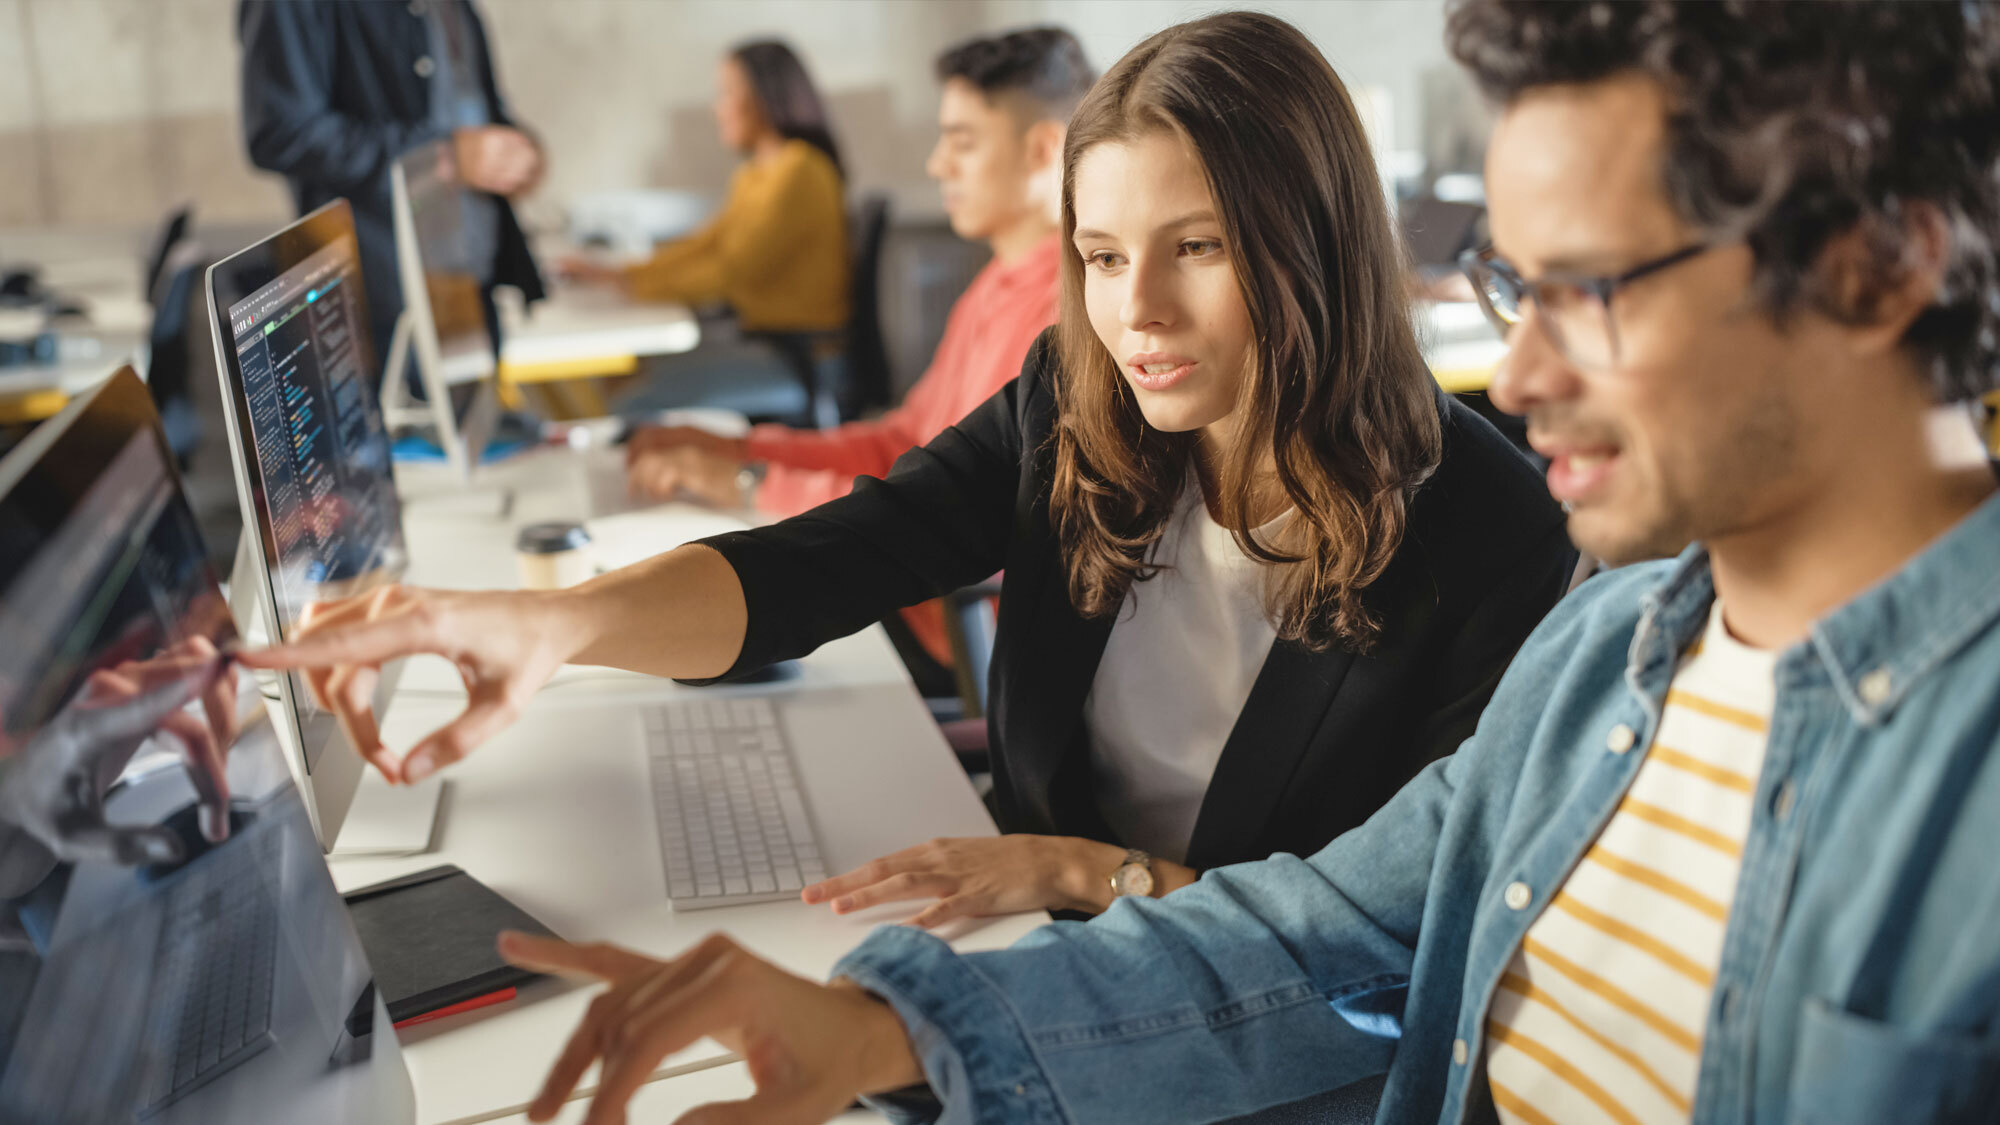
[1486,601,1776,1125]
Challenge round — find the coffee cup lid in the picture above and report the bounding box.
[516,521,591,554]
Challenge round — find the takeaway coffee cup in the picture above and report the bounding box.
[515,521,593,590]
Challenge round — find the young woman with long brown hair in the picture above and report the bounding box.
[251,12,1570,930]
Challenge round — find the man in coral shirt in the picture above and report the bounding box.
[624,26,1094,520]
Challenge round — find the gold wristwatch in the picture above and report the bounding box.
[1108,848,1154,899]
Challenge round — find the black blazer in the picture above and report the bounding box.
[701,334,1574,871]
[238,0,546,358]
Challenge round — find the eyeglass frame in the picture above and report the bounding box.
[1457,242,1715,370]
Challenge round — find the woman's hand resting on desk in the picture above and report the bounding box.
[801,835,1199,926]
[497,931,922,1125]
[239,586,589,785]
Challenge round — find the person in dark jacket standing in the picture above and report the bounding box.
[238,0,547,375]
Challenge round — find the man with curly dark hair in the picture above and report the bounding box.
[254,5,2000,1123]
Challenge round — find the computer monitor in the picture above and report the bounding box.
[382,138,502,481]
[204,200,409,850]
[0,369,414,1125]
[1400,196,1485,269]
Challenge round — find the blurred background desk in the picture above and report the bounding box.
[1421,298,1503,394]
[0,323,148,423]
[0,227,158,424]
[496,284,699,420]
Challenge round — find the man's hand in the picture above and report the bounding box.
[626,445,747,508]
[454,125,543,197]
[499,932,923,1125]
[240,586,588,785]
[625,426,750,462]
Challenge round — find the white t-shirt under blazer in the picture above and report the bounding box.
[1085,485,1289,864]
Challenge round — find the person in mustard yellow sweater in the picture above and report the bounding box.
[564,40,848,334]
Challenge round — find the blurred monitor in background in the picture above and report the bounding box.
[385,139,503,480]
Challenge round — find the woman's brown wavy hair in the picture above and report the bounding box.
[1050,11,1442,651]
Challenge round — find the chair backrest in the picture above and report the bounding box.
[143,205,206,467]
[843,193,893,411]
[941,579,1003,718]
[144,205,195,307]
[147,260,208,467]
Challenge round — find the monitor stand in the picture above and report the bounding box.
[380,310,513,520]
[332,772,447,857]
[227,532,447,857]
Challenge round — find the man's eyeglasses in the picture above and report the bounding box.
[1457,243,1715,370]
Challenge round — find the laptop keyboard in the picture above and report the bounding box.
[644,697,829,910]
[139,830,280,1116]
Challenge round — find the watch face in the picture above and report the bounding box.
[1112,863,1154,898]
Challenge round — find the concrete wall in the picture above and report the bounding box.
[0,0,292,231]
[0,0,1471,237]
[982,0,1462,155]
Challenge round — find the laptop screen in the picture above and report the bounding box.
[0,371,413,1125]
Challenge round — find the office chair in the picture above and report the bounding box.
[841,193,894,412]
[623,195,891,428]
[934,579,1002,777]
[144,207,204,468]
[744,192,893,426]
[143,206,195,304]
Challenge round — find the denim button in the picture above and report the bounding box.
[414,55,436,78]
[1606,724,1637,753]
[1859,667,1892,706]
[1504,881,1532,910]
[1014,1084,1027,1096]
[1452,1038,1469,1065]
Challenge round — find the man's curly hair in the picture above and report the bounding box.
[1447,0,2000,403]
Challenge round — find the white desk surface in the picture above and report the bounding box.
[498,284,699,368]
[479,1060,881,1125]
[1418,299,1507,392]
[393,444,760,638]
[354,451,1048,1125]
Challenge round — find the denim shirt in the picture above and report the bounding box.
[836,489,2000,1124]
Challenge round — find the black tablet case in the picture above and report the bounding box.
[342,864,557,1024]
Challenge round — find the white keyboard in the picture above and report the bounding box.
[643,697,829,909]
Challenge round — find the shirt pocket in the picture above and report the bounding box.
[1785,997,2000,1124]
